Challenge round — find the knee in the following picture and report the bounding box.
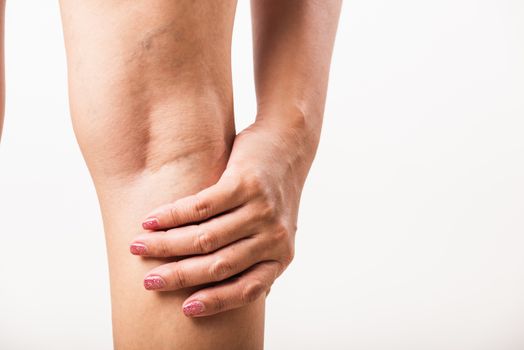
[72,95,235,182]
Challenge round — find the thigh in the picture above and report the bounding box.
[59,0,237,181]
[58,1,265,349]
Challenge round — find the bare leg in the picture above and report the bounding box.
[59,1,264,349]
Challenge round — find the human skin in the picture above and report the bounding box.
[58,0,341,349]
[130,0,343,317]
[59,1,265,349]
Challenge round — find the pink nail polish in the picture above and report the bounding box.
[142,217,160,230]
[183,301,205,316]
[144,275,166,290]
[130,243,147,255]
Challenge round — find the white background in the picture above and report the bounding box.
[1,1,523,349]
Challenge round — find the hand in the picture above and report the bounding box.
[129,118,317,317]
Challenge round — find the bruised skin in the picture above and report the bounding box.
[59,1,265,349]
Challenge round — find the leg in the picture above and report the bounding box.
[58,1,265,349]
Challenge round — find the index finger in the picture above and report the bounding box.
[142,175,246,230]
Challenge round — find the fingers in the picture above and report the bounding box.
[142,236,272,291]
[141,175,247,230]
[131,205,259,257]
[181,261,281,317]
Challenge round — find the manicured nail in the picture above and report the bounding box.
[144,275,166,290]
[142,217,160,230]
[183,301,205,316]
[130,243,148,255]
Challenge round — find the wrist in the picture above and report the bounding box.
[235,108,322,189]
[255,102,322,155]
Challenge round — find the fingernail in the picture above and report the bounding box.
[130,243,148,255]
[183,301,205,316]
[142,217,160,230]
[144,275,166,290]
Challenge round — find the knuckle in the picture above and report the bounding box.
[171,266,188,288]
[274,219,290,238]
[282,243,295,266]
[221,173,242,196]
[195,229,218,253]
[193,194,212,219]
[169,205,179,225]
[268,219,290,244]
[243,170,266,196]
[158,238,170,257]
[269,221,295,266]
[274,260,287,278]
[258,201,278,221]
[241,279,265,304]
[210,293,227,312]
[209,258,235,281]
